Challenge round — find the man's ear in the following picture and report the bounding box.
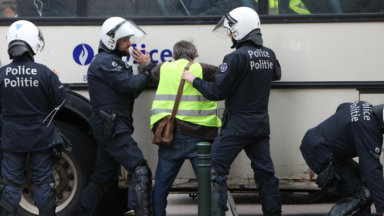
[192,53,197,60]
[172,54,176,60]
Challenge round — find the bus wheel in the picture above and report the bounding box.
[280,189,327,204]
[17,121,97,216]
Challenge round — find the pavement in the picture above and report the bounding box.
[109,189,381,216]
[165,193,379,216]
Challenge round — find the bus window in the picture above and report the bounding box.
[1,0,76,18]
[87,0,165,17]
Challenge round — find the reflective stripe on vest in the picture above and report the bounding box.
[150,59,222,129]
[154,94,210,102]
[150,109,217,117]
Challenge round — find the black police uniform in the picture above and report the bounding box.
[0,53,67,215]
[78,42,151,216]
[300,101,384,213]
[192,35,282,215]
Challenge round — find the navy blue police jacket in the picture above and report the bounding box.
[193,41,281,137]
[300,101,384,213]
[0,54,67,152]
[87,43,149,136]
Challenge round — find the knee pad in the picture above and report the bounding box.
[211,168,228,216]
[328,186,371,216]
[129,165,152,216]
[0,175,21,216]
[255,175,282,216]
[36,174,56,216]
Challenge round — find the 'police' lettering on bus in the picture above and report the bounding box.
[4,66,39,87]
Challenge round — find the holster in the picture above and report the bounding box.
[98,110,118,138]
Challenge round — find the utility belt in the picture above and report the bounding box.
[316,154,341,193]
[98,110,118,138]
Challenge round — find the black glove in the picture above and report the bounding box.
[52,144,63,158]
[316,166,341,192]
[59,132,73,153]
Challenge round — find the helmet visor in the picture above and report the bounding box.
[127,20,146,43]
[212,16,230,39]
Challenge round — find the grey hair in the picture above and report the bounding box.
[173,40,199,60]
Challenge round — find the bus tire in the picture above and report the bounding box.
[17,121,97,216]
[280,189,327,204]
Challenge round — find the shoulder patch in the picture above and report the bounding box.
[220,63,228,72]
[112,61,118,67]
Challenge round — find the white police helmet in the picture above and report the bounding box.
[7,20,45,55]
[213,7,260,41]
[101,17,146,50]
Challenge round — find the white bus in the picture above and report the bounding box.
[0,0,384,215]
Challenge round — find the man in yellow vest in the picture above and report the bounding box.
[133,40,222,216]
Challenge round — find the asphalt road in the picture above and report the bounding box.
[108,189,380,216]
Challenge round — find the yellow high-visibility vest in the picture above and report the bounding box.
[150,59,222,129]
[255,0,311,14]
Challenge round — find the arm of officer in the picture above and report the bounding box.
[183,54,240,101]
[272,59,281,81]
[353,124,384,213]
[101,56,149,94]
[48,68,67,107]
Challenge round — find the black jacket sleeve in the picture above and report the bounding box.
[272,60,281,81]
[100,56,149,94]
[193,54,240,101]
[352,121,384,213]
[48,68,67,108]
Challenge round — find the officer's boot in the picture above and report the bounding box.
[327,186,371,216]
[0,192,17,216]
[256,175,282,216]
[129,165,153,216]
[36,175,56,216]
[0,179,19,216]
[211,168,228,216]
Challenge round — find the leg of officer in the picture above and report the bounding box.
[96,134,151,216]
[333,159,363,195]
[327,159,372,216]
[29,149,56,216]
[244,136,282,216]
[210,135,248,216]
[79,145,120,216]
[0,151,27,216]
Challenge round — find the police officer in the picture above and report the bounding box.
[0,20,67,216]
[183,7,282,216]
[300,101,384,216]
[78,17,152,216]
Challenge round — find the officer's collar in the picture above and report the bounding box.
[232,29,263,49]
[12,53,34,62]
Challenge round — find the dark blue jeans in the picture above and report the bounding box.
[153,130,206,216]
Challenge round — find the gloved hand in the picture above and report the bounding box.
[59,132,73,153]
[316,166,340,191]
[316,166,333,189]
[52,145,63,158]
